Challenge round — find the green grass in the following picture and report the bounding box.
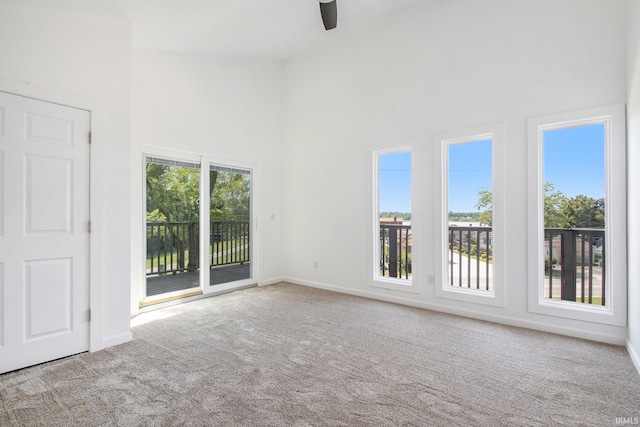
[146,249,191,271]
[146,239,249,271]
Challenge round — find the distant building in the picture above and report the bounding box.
[380,217,411,226]
[449,221,482,227]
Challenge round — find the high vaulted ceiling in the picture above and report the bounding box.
[0,0,418,60]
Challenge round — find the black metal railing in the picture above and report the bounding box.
[210,221,250,268]
[379,223,412,279]
[448,226,493,290]
[147,221,199,276]
[378,224,605,305]
[146,221,250,276]
[544,228,605,305]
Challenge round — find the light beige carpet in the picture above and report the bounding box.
[1,282,639,426]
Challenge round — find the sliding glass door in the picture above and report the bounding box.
[145,157,201,298]
[142,157,253,305]
[209,165,252,285]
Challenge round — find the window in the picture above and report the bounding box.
[447,139,493,291]
[373,148,413,288]
[527,105,626,325]
[435,125,505,306]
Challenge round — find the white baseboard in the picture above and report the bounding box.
[627,340,640,375]
[260,277,287,287]
[283,277,627,346]
[101,332,133,350]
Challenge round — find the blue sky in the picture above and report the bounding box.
[378,123,604,214]
[448,139,492,212]
[543,123,604,200]
[379,151,411,212]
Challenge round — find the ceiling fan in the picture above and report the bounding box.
[318,0,337,30]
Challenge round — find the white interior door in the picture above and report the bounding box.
[0,91,90,374]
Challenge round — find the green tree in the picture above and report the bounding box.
[146,164,200,222]
[146,165,251,224]
[475,189,493,226]
[561,195,604,228]
[474,183,604,229]
[146,209,166,222]
[146,164,171,218]
[448,211,479,222]
[211,171,250,221]
[380,212,411,220]
[543,183,568,228]
[171,167,200,222]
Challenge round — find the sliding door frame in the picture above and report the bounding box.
[135,144,258,312]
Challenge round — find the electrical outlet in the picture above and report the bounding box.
[427,274,435,285]
[313,260,318,269]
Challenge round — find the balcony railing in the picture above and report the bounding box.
[380,224,605,305]
[448,226,493,291]
[146,221,250,277]
[379,223,412,279]
[210,221,251,268]
[544,228,604,305]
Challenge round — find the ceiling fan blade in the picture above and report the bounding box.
[319,0,337,30]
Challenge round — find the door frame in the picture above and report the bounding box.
[0,77,105,352]
[140,149,204,306]
[133,143,259,315]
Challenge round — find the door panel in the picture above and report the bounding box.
[144,159,201,299]
[24,112,74,146]
[25,258,72,339]
[25,155,72,233]
[209,165,252,286]
[0,91,90,374]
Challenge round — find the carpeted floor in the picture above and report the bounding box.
[1,282,639,426]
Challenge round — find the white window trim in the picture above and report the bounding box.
[526,104,627,326]
[434,124,506,307]
[370,146,417,293]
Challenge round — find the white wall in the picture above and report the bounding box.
[282,0,628,343]
[0,0,632,353]
[626,0,640,371]
[0,5,132,347]
[130,49,284,313]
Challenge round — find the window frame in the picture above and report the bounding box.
[526,104,627,326]
[371,146,416,292]
[435,124,506,307]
